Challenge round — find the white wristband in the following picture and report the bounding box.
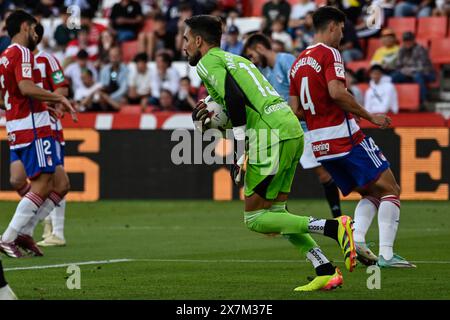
[232,125,246,141]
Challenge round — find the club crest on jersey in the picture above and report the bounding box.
[7,133,16,143]
[334,63,345,78]
[47,155,53,166]
[0,56,9,67]
[52,70,65,84]
[22,63,32,78]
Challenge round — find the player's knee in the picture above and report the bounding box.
[10,176,26,191]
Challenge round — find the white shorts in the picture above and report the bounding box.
[300,131,321,169]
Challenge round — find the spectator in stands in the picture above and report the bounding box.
[271,39,286,53]
[346,69,364,106]
[64,0,98,12]
[364,64,399,114]
[391,31,435,104]
[176,76,197,111]
[75,69,104,112]
[98,29,118,66]
[292,10,314,53]
[433,0,450,15]
[64,25,99,65]
[81,9,106,44]
[127,53,152,111]
[222,25,244,55]
[139,13,177,61]
[262,0,291,34]
[394,0,434,17]
[110,0,144,42]
[371,28,400,73]
[271,17,293,52]
[53,8,78,49]
[175,3,195,60]
[100,46,128,110]
[65,49,99,95]
[159,89,177,111]
[340,20,363,63]
[0,10,11,54]
[288,0,316,30]
[149,52,180,106]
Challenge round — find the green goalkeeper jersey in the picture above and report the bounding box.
[196,47,302,141]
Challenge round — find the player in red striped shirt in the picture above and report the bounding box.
[289,6,414,268]
[7,23,71,249]
[0,10,76,258]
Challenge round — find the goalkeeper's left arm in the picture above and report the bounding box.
[223,72,247,185]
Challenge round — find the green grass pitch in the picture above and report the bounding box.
[0,200,449,300]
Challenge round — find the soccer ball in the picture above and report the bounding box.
[204,96,232,131]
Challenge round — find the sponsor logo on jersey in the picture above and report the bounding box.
[52,70,65,84]
[22,63,32,78]
[334,63,345,78]
[312,142,330,154]
[0,56,9,68]
[264,102,288,114]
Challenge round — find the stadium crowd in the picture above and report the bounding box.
[0,0,449,113]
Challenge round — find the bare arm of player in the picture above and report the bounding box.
[289,95,305,120]
[328,80,391,129]
[18,79,77,118]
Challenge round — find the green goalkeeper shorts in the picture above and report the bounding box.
[244,136,304,200]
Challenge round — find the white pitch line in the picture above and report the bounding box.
[4,258,450,271]
[4,259,134,271]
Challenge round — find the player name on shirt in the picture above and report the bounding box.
[290,55,322,77]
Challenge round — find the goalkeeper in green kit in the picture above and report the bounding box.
[184,15,356,291]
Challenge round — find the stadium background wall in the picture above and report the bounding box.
[0,128,448,201]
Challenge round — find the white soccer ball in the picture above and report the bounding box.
[204,96,232,131]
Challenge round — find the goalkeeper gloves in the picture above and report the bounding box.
[191,97,211,132]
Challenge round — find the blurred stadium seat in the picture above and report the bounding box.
[121,40,139,63]
[430,38,450,64]
[387,17,416,40]
[417,17,448,40]
[357,83,420,111]
[366,38,382,59]
[346,60,370,72]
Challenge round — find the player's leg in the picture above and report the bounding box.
[345,137,414,267]
[38,163,70,247]
[314,166,342,218]
[300,132,341,217]
[244,138,356,280]
[21,165,69,242]
[0,259,17,300]
[9,160,30,197]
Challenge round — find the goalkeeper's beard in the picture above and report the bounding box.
[188,50,202,66]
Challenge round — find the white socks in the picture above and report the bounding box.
[306,247,330,268]
[378,195,401,260]
[51,198,66,240]
[353,196,379,243]
[307,218,326,235]
[20,199,57,237]
[2,193,44,243]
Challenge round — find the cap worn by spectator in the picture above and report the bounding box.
[402,31,415,42]
[227,25,239,35]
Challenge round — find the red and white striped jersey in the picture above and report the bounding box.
[0,44,52,149]
[289,42,365,161]
[35,51,68,145]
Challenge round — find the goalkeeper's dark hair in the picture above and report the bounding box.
[184,15,222,47]
[6,9,37,38]
[312,6,346,32]
[243,33,272,52]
